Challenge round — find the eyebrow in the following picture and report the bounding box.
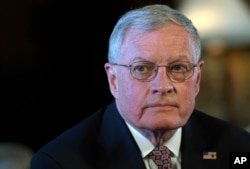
[130,55,192,64]
[131,57,147,62]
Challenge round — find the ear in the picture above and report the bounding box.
[104,63,119,98]
[195,60,204,96]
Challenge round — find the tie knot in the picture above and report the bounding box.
[148,145,172,169]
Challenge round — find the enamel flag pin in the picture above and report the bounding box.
[203,151,217,160]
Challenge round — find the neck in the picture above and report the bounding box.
[137,128,177,146]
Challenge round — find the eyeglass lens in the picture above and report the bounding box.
[130,61,196,82]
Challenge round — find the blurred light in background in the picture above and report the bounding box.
[178,0,250,46]
[177,0,250,132]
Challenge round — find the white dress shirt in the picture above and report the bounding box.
[126,122,182,169]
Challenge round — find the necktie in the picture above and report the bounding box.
[148,145,172,169]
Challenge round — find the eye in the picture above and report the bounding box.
[132,62,155,74]
[169,62,189,72]
[133,65,147,73]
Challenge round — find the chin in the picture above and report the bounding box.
[145,121,179,131]
[154,116,184,130]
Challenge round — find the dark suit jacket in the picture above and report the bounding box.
[30,101,250,169]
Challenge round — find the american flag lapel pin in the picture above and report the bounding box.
[202,151,217,160]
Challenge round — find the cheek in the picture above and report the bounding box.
[117,73,146,98]
[180,82,197,110]
[118,80,146,106]
[116,78,148,121]
[185,90,196,107]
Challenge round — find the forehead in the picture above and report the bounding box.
[119,23,196,63]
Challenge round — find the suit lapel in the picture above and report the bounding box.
[181,111,222,169]
[94,105,224,169]
[96,102,146,169]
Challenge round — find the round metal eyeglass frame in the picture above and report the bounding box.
[111,60,198,82]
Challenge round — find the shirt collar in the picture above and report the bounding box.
[126,122,182,158]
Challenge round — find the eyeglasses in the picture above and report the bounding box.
[111,60,197,82]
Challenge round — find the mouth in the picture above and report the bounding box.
[145,102,178,109]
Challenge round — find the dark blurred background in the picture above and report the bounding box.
[1,0,250,154]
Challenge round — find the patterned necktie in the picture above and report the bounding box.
[148,145,172,169]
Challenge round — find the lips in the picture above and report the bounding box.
[145,101,178,109]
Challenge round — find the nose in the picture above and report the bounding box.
[151,67,174,94]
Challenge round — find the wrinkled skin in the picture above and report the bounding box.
[105,23,204,145]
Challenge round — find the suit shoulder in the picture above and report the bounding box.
[37,105,108,152]
[189,110,250,143]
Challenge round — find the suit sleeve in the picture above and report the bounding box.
[30,152,62,169]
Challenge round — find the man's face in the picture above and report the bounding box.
[105,23,203,132]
